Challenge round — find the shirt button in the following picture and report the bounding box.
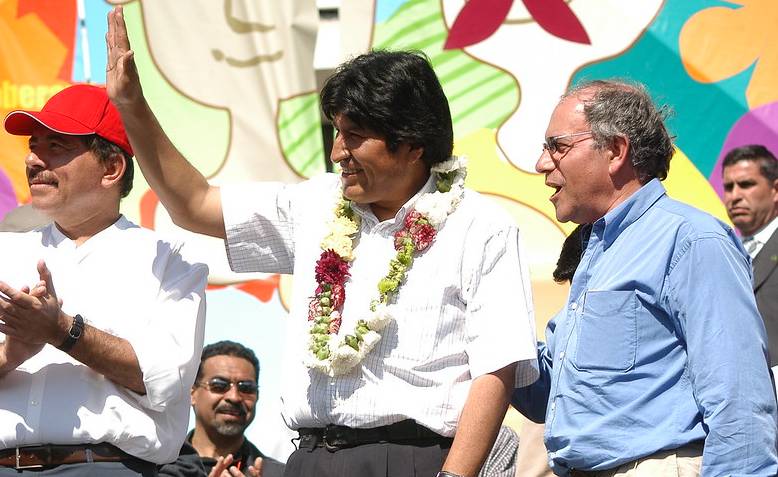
[569,303,578,310]
[550,402,556,411]
[30,400,38,406]
[329,381,335,386]
[559,351,565,360]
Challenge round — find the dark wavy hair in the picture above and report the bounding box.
[320,50,453,167]
[565,80,674,184]
[722,144,778,182]
[195,340,259,383]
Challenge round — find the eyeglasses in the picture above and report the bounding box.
[197,377,258,396]
[542,131,593,157]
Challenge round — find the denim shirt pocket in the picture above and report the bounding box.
[573,290,638,371]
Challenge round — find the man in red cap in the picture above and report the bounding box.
[0,84,208,475]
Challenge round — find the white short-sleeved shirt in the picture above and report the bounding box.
[222,173,537,436]
[0,217,208,464]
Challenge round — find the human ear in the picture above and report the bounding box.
[102,152,126,190]
[607,135,631,176]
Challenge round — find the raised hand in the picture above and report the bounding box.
[0,260,67,347]
[106,6,143,108]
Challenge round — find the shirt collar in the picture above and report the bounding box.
[47,215,131,246]
[351,174,436,226]
[748,215,778,246]
[595,178,666,249]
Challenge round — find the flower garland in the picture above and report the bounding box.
[304,156,468,376]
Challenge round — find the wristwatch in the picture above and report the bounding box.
[436,472,465,477]
[57,314,84,353]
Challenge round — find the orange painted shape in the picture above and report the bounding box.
[679,0,778,108]
[139,188,158,229]
[17,0,77,81]
[236,275,281,303]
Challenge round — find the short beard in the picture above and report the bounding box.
[214,422,247,437]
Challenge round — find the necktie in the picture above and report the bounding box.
[743,237,759,257]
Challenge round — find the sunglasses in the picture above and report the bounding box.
[542,131,593,156]
[197,377,258,396]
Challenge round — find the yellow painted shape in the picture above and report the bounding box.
[664,147,730,225]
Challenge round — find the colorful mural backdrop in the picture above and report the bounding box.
[2,0,777,461]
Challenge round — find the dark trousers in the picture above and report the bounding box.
[0,460,158,476]
[283,441,450,477]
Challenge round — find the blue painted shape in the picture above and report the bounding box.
[375,0,410,23]
[72,0,112,84]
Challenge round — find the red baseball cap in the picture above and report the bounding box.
[3,84,133,156]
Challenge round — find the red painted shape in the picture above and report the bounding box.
[139,189,158,230]
[444,0,514,50]
[17,0,77,80]
[522,0,591,45]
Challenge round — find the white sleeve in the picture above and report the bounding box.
[463,225,539,387]
[125,242,208,411]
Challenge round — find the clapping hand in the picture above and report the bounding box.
[0,260,65,349]
[208,454,263,477]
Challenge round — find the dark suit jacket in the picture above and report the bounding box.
[754,229,778,366]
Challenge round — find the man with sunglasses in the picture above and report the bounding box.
[512,80,778,476]
[162,341,284,477]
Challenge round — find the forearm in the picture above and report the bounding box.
[442,363,516,477]
[116,99,225,238]
[61,317,145,394]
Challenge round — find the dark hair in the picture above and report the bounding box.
[195,340,259,383]
[565,80,674,184]
[81,135,134,198]
[553,225,587,284]
[320,50,453,167]
[722,144,778,182]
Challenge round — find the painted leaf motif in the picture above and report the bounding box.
[522,0,591,45]
[444,0,514,50]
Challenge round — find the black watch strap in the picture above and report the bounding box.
[57,314,84,353]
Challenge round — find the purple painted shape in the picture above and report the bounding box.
[711,101,778,198]
[0,169,18,220]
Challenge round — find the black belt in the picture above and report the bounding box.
[297,420,453,452]
[0,444,131,470]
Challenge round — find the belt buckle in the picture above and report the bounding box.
[322,425,346,452]
[15,448,44,470]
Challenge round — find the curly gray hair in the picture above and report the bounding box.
[563,80,674,184]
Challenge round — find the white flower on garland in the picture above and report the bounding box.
[366,303,393,331]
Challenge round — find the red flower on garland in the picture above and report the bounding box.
[394,229,410,251]
[315,250,350,285]
[328,316,342,334]
[307,298,318,321]
[404,210,424,229]
[410,223,436,251]
[330,283,345,309]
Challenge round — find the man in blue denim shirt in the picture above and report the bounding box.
[513,80,778,476]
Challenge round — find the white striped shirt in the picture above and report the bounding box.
[222,173,538,435]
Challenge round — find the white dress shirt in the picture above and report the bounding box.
[0,217,208,464]
[742,216,778,259]
[222,173,538,436]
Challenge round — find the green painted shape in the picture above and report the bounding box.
[572,0,752,178]
[123,3,229,179]
[278,93,326,179]
[372,0,518,140]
